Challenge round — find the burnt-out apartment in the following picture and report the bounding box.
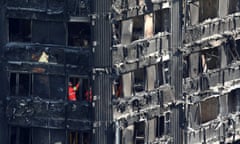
[0,0,240,144]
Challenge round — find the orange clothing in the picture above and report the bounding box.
[68,83,80,101]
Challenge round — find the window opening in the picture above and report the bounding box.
[199,0,219,22]
[132,16,144,41]
[33,74,50,99]
[68,77,92,102]
[156,116,165,138]
[10,73,32,97]
[134,121,145,144]
[200,48,220,72]
[165,113,171,134]
[10,73,17,96]
[163,61,169,83]
[156,63,164,87]
[9,18,31,42]
[19,73,31,96]
[154,9,170,34]
[112,22,121,45]
[113,77,123,98]
[226,38,240,64]
[68,22,91,47]
[183,56,190,78]
[228,0,240,14]
[228,89,240,113]
[133,68,145,93]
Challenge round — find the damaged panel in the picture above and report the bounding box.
[200,97,219,123]
[122,125,134,144]
[146,65,156,91]
[188,104,201,129]
[128,0,138,18]
[121,19,133,44]
[218,0,228,18]
[122,73,132,97]
[189,53,199,78]
[148,118,156,142]
[189,1,199,25]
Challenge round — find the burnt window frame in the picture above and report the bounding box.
[8,18,32,42]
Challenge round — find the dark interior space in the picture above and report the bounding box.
[132,16,144,41]
[156,116,165,137]
[9,126,31,144]
[133,68,145,93]
[154,9,170,33]
[9,18,31,42]
[68,22,91,47]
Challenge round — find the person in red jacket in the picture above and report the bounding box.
[68,81,80,101]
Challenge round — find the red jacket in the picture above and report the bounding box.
[68,83,80,101]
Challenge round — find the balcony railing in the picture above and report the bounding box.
[6,96,93,130]
[6,0,91,17]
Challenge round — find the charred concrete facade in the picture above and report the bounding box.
[0,0,240,144]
